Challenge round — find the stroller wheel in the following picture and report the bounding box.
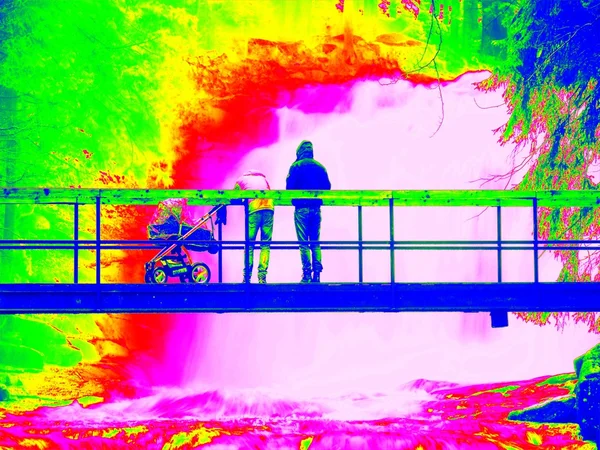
[152,267,168,284]
[190,262,211,284]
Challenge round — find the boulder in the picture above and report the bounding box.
[0,342,44,372]
[574,344,600,379]
[574,343,600,442]
[507,344,600,444]
[0,385,8,401]
[508,395,577,423]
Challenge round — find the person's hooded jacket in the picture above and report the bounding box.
[286,141,331,207]
[234,170,274,214]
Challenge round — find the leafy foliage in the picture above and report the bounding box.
[0,0,203,188]
[483,0,600,330]
[0,0,205,282]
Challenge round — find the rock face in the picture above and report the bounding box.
[507,344,600,444]
[0,385,9,401]
[508,395,577,423]
[574,344,600,442]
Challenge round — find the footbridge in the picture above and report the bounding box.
[2,188,600,327]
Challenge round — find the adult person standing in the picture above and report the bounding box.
[285,140,331,283]
[234,170,274,283]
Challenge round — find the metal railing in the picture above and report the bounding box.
[1,188,599,285]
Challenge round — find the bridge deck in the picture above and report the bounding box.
[3,189,600,328]
[0,282,598,314]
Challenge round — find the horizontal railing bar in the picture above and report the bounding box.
[4,188,600,207]
[1,239,599,245]
[3,244,600,251]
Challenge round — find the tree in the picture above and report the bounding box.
[481,0,600,331]
[0,0,210,282]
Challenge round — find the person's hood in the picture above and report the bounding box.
[296,140,314,161]
[242,169,266,178]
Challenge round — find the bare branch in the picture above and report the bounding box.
[525,17,600,84]
[429,58,445,138]
[474,98,505,110]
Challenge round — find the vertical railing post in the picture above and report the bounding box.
[358,205,363,283]
[74,202,79,284]
[96,195,101,286]
[244,199,250,284]
[491,203,509,327]
[389,198,395,286]
[496,205,502,283]
[533,197,539,283]
[218,220,223,283]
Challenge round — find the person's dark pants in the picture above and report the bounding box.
[294,207,323,273]
[245,209,274,281]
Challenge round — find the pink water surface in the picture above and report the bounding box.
[6,372,585,448]
[156,72,600,405]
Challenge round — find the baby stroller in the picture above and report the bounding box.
[144,198,226,284]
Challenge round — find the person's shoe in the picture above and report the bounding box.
[258,275,267,284]
[300,270,312,283]
[312,271,321,283]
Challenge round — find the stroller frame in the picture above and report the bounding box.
[145,204,223,284]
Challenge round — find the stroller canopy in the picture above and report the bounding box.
[151,198,194,227]
[148,198,209,240]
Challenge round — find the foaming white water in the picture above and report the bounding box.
[175,72,600,395]
[42,383,438,423]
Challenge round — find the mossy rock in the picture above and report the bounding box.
[574,344,600,443]
[41,344,83,367]
[576,374,600,442]
[0,343,44,372]
[574,343,600,379]
[508,395,577,424]
[0,385,9,401]
[0,316,67,348]
[0,316,84,369]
